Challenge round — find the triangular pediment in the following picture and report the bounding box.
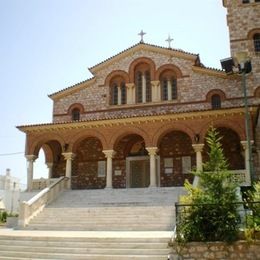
[89,42,199,74]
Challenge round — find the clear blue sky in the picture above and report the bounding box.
[0,0,230,188]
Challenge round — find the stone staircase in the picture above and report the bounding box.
[0,187,184,259]
[24,187,185,231]
[0,231,173,259]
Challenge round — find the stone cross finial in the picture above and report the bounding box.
[166,35,173,48]
[138,30,146,43]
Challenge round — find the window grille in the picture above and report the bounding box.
[172,79,177,99]
[162,79,168,100]
[72,108,80,121]
[211,94,221,109]
[112,83,118,105]
[145,70,151,102]
[136,71,143,103]
[253,34,260,53]
[121,82,126,104]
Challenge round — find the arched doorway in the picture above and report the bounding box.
[72,137,105,189]
[158,130,195,186]
[114,134,151,188]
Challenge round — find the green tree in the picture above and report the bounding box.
[176,127,240,243]
[247,181,260,230]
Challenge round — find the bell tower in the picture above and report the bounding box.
[223,0,260,77]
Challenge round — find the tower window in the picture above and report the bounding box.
[242,0,250,3]
[253,33,260,53]
[211,94,221,109]
[72,108,80,121]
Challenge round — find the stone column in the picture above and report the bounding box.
[151,80,160,102]
[126,83,135,104]
[241,140,253,184]
[117,86,122,105]
[103,150,115,189]
[167,80,172,101]
[26,155,37,192]
[46,162,53,179]
[46,162,53,186]
[62,152,75,189]
[142,73,146,103]
[146,147,158,188]
[192,144,204,172]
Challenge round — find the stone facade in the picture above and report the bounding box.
[18,1,260,190]
[170,240,260,260]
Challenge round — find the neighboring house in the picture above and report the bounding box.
[0,169,20,213]
[17,0,260,191]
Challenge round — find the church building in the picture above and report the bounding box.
[18,0,260,191]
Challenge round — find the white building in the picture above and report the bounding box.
[0,169,20,213]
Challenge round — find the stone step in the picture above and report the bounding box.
[0,240,167,249]
[0,235,170,243]
[0,232,173,260]
[25,225,173,231]
[0,253,168,260]
[0,245,170,255]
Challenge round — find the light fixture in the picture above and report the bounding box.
[220,57,234,74]
[234,51,252,73]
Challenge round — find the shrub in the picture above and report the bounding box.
[176,127,240,243]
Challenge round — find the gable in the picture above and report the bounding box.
[49,43,199,100]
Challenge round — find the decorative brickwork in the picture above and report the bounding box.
[159,131,195,186]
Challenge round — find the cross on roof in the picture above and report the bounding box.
[166,35,173,48]
[138,30,146,43]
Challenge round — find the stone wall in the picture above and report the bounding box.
[170,240,260,260]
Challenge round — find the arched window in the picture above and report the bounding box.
[159,70,178,101]
[121,82,127,104]
[72,108,80,121]
[145,71,151,102]
[211,94,221,109]
[172,79,177,99]
[134,63,151,103]
[109,76,126,105]
[111,83,118,105]
[136,71,143,103]
[253,33,260,53]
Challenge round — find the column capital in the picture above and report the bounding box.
[25,155,37,162]
[103,150,116,158]
[240,140,254,150]
[125,83,135,89]
[62,152,76,160]
[146,147,158,156]
[151,80,160,87]
[192,144,204,153]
